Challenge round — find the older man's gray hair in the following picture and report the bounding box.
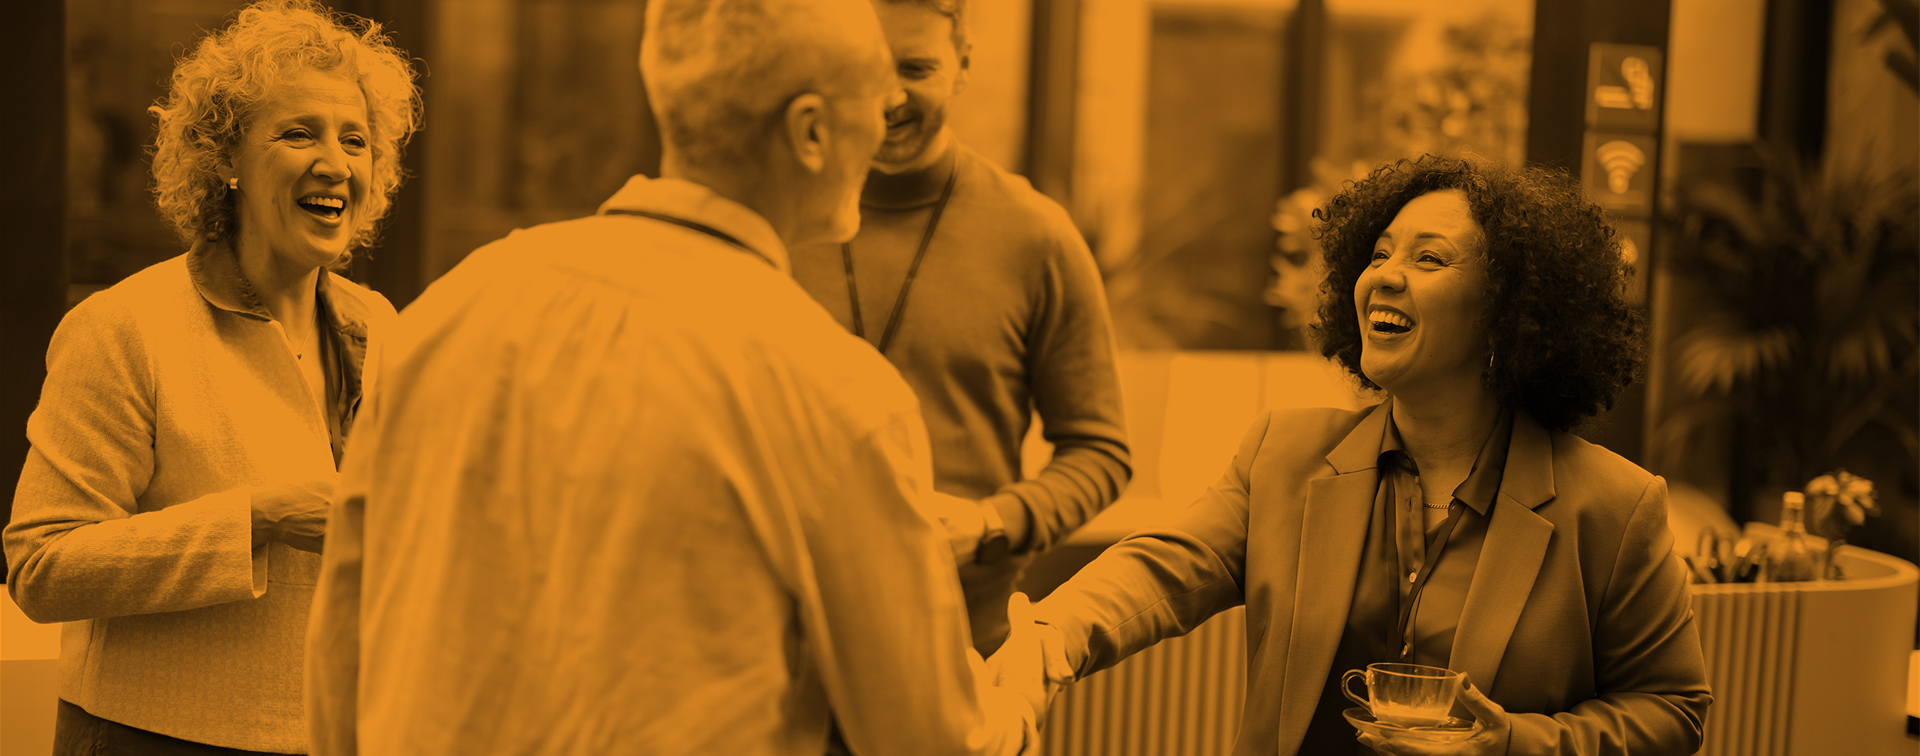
[643,0,884,169]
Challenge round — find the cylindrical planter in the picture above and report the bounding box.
[1690,545,1919,756]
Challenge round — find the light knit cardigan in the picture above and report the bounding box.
[5,242,393,754]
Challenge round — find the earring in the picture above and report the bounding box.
[227,177,239,191]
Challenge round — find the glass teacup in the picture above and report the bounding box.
[1341,662,1464,728]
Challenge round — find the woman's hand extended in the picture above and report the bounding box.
[250,473,338,553]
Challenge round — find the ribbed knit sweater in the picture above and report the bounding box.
[790,142,1131,651]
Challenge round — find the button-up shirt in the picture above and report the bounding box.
[306,175,1033,756]
[1298,400,1513,755]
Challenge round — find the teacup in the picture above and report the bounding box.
[1341,662,1463,727]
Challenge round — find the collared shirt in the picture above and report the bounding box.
[307,175,1033,756]
[1374,405,1512,664]
[5,241,390,753]
[1299,400,1513,755]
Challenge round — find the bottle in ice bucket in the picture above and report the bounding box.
[1765,491,1817,582]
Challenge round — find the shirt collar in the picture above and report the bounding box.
[597,175,791,274]
[1375,398,1516,517]
[186,239,274,321]
[185,239,371,343]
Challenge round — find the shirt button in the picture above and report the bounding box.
[1408,571,1418,583]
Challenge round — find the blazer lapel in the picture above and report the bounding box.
[1447,412,1556,695]
[1276,403,1391,748]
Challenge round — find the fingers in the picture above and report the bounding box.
[927,492,985,562]
[284,534,327,554]
[1006,591,1033,627]
[1035,622,1075,684]
[1456,678,1503,721]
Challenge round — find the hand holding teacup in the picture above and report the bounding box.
[1342,662,1464,727]
[1346,666,1512,755]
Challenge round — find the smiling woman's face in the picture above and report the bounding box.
[1353,189,1492,394]
[224,68,372,273]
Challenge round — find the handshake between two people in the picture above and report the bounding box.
[979,593,1077,730]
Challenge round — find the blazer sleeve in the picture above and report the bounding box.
[5,295,263,623]
[1035,412,1268,679]
[1506,477,1712,756]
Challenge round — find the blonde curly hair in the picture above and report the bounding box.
[149,0,420,253]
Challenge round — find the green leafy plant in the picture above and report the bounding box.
[1867,0,1918,93]
[1802,469,1883,579]
[1375,11,1532,169]
[1805,469,1884,538]
[1265,158,1372,348]
[1655,147,1919,512]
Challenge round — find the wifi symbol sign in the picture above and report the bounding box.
[1596,140,1646,194]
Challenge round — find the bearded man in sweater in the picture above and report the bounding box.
[791,0,1131,657]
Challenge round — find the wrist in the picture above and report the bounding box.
[248,487,274,548]
[975,499,1011,565]
[250,514,269,549]
[982,495,1034,554]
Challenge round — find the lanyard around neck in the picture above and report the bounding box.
[1396,504,1463,663]
[841,164,960,355]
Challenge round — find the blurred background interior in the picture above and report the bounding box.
[3,0,1917,754]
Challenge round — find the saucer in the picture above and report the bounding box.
[1343,707,1477,745]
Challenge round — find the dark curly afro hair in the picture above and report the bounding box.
[1310,154,1647,433]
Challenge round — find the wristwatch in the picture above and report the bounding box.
[975,500,1012,565]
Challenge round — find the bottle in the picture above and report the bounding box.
[1767,491,1817,582]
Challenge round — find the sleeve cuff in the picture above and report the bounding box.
[1502,712,1548,755]
[191,487,267,599]
[982,493,1036,553]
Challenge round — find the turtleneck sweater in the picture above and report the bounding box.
[790,141,1131,654]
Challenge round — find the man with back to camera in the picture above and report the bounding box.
[304,0,1053,753]
[789,0,1131,659]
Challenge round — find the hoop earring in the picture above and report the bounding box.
[227,177,239,191]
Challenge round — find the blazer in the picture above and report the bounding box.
[1037,404,1711,756]
[5,242,395,754]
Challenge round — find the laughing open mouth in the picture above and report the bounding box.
[1369,310,1413,334]
[299,195,346,220]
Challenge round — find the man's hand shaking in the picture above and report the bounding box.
[984,592,1075,725]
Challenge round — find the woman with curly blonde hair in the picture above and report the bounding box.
[4,1,418,752]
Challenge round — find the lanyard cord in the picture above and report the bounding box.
[842,164,960,355]
[1396,505,1463,662]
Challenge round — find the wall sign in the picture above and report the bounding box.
[1582,131,1658,218]
[1611,218,1652,305]
[1585,43,1663,133]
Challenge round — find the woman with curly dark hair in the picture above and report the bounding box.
[1028,155,1710,756]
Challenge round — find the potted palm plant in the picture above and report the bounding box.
[1653,13,1918,735]
[1654,144,1917,530]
